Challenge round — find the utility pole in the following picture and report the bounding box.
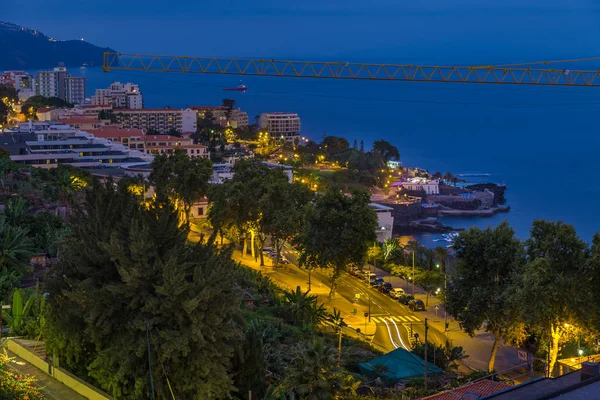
[0,304,10,340]
[412,251,415,296]
[337,327,343,367]
[146,323,155,400]
[424,318,429,390]
[443,272,448,332]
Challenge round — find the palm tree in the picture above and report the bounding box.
[382,238,400,262]
[281,339,360,399]
[434,246,449,273]
[443,172,453,184]
[432,172,443,180]
[0,217,34,301]
[283,286,327,327]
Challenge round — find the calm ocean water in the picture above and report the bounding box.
[74,66,600,245]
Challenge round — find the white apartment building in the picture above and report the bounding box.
[370,203,394,242]
[91,82,143,109]
[115,108,197,134]
[260,112,301,142]
[401,178,440,195]
[192,106,249,128]
[65,76,86,105]
[35,63,86,104]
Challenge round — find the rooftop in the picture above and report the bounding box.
[420,380,512,400]
[86,128,144,138]
[56,117,101,124]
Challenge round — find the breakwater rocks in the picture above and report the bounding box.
[465,183,506,205]
[437,205,510,217]
[409,217,463,233]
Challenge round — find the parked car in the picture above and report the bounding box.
[389,288,406,299]
[379,282,393,294]
[371,278,384,287]
[279,256,290,264]
[262,247,273,253]
[408,299,425,311]
[364,272,377,282]
[398,294,415,305]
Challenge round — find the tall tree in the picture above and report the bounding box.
[372,139,400,162]
[353,139,358,150]
[222,98,236,123]
[44,178,243,398]
[445,222,524,372]
[296,188,377,298]
[276,339,360,399]
[322,136,350,156]
[0,217,34,303]
[150,149,213,224]
[260,180,312,267]
[359,140,364,152]
[0,84,18,125]
[513,220,588,376]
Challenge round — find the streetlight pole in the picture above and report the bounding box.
[412,251,415,296]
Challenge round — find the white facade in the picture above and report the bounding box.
[65,76,86,104]
[370,203,394,242]
[181,108,197,133]
[260,112,301,142]
[402,178,440,195]
[91,82,143,109]
[115,108,197,134]
[34,64,84,103]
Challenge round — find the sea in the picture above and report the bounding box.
[72,65,600,247]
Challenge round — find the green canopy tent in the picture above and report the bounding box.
[358,347,443,385]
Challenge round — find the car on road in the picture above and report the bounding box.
[371,278,384,287]
[397,294,415,305]
[408,299,425,311]
[363,272,377,282]
[379,282,393,294]
[389,288,405,299]
[262,247,273,253]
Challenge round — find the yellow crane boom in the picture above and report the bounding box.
[103,52,600,87]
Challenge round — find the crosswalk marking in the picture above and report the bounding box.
[371,315,421,324]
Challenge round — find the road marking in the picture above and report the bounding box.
[391,316,404,322]
[381,318,398,349]
[406,315,421,322]
[386,317,410,351]
[371,317,382,323]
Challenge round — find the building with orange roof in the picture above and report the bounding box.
[419,379,512,400]
[114,108,197,134]
[56,116,103,130]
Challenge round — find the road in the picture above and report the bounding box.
[280,246,447,353]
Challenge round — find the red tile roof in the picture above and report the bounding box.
[144,135,185,142]
[191,106,223,111]
[81,104,111,109]
[419,380,511,400]
[37,107,53,113]
[86,128,144,138]
[57,117,101,124]
[115,108,184,112]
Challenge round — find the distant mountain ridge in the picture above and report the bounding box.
[0,21,115,70]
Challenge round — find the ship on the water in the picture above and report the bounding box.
[224,81,247,92]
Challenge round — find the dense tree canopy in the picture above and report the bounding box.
[445,221,524,372]
[20,95,73,120]
[296,188,377,297]
[44,178,244,399]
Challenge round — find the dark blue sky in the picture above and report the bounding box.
[4,0,600,63]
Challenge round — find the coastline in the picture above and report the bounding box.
[437,205,510,217]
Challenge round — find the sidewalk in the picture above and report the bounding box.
[6,350,87,400]
[369,263,521,372]
[232,251,379,338]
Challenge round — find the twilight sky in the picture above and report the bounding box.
[4,0,600,63]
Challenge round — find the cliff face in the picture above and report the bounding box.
[0,21,115,70]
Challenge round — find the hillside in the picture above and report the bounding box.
[0,21,115,70]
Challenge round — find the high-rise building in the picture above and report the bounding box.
[65,76,86,105]
[34,63,86,104]
[260,112,301,142]
[91,82,143,109]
